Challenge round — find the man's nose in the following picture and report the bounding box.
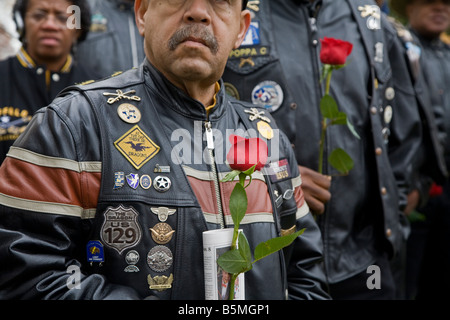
[183,0,212,24]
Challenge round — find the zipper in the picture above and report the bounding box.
[306,5,328,175]
[305,2,329,260]
[205,121,225,229]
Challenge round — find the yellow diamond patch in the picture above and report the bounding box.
[114,125,160,170]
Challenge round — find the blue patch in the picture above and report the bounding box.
[252,81,284,113]
[241,22,260,46]
[127,173,140,189]
[140,174,152,190]
[87,241,105,264]
[114,172,125,190]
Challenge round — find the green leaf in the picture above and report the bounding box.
[242,164,257,176]
[254,229,305,263]
[217,248,251,275]
[320,94,339,119]
[221,170,241,183]
[330,111,347,125]
[238,232,253,271]
[229,183,248,227]
[346,118,361,140]
[408,210,427,223]
[328,148,354,174]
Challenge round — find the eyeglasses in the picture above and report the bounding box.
[26,10,71,28]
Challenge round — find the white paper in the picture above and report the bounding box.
[203,228,245,300]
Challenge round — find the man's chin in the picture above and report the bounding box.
[173,60,214,80]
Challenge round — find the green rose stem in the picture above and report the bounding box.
[317,64,359,175]
[318,67,333,174]
[228,172,249,301]
[219,164,304,300]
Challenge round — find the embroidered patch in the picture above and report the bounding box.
[101,205,142,254]
[114,125,160,170]
[86,240,105,264]
[252,81,284,113]
[267,159,292,183]
[241,21,261,46]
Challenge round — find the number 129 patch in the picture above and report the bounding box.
[101,205,142,254]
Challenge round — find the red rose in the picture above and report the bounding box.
[226,135,268,172]
[320,37,353,65]
[429,182,443,197]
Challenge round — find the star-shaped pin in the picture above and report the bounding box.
[153,176,171,192]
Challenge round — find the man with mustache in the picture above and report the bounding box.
[0,0,330,300]
[0,0,96,163]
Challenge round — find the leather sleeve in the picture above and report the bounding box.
[287,213,330,300]
[0,94,141,299]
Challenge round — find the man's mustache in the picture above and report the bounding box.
[168,25,219,54]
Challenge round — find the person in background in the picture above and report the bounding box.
[374,0,448,299]
[391,0,450,300]
[222,0,423,299]
[75,0,145,78]
[0,0,96,163]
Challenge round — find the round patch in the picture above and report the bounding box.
[140,174,152,190]
[150,223,175,245]
[125,250,140,265]
[224,82,240,100]
[252,81,284,113]
[153,176,171,193]
[117,103,141,124]
[147,246,173,272]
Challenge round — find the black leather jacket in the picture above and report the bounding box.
[222,0,422,283]
[0,60,330,300]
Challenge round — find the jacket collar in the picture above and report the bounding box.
[143,59,227,121]
[16,47,73,73]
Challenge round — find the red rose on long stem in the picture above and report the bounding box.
[219,134,302,300]
[320,37,353,66]
[226,135,268,172]
[317,37,358,175]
